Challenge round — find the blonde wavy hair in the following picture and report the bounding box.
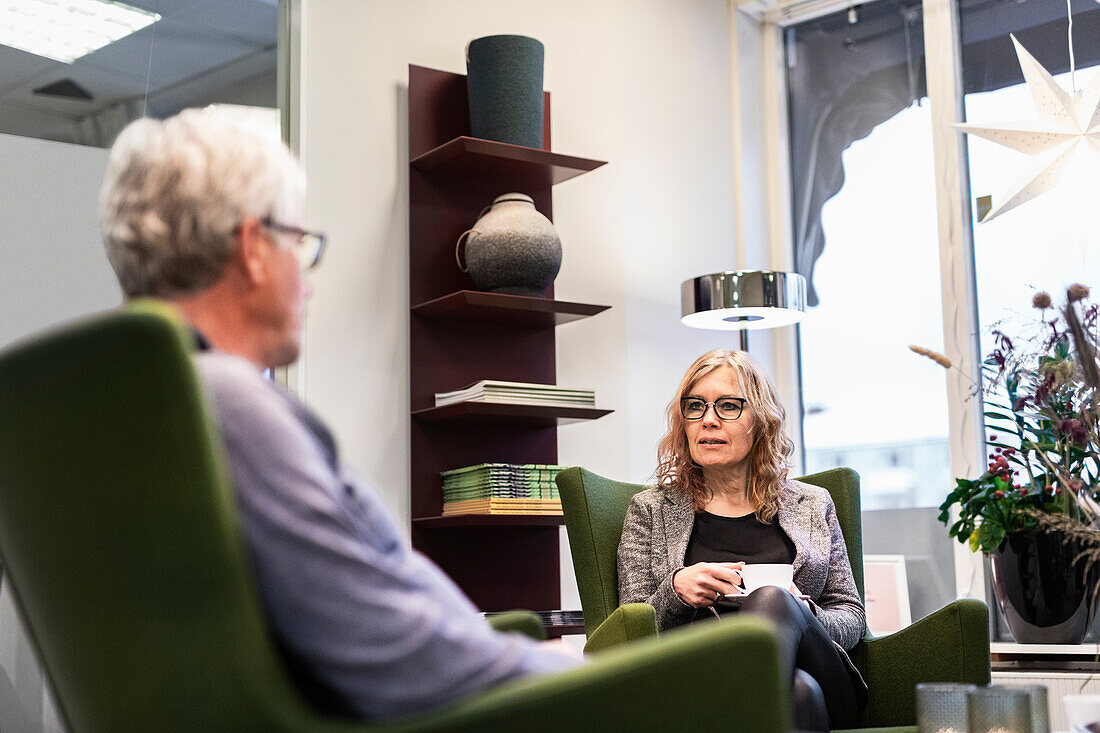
[655,349,794,521]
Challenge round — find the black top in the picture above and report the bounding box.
[684,510,796,613]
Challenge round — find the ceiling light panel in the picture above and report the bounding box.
[0,0,161,65]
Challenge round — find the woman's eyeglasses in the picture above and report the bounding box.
[680,397,746,421]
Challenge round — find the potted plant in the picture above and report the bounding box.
[916,285,1100,643]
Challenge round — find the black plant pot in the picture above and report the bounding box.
[990,529,1099,643]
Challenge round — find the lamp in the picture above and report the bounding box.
[681,269,807,350]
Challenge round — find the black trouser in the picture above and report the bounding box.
[738,586,860,730]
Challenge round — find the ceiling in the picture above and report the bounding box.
[0,0,279,147]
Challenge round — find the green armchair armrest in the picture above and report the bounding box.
[378,615,788,733]
[583,603,659,653]
[852,598,990,729]
[485,611,547,641]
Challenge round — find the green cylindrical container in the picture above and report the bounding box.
[465,35,544,148]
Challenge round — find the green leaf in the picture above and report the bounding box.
[978,522,1006,554]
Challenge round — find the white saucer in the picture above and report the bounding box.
[723,591,810,601]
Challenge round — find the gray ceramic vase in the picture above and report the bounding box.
[456,193,561,297]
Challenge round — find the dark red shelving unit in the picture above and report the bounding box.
[408,64,609,613]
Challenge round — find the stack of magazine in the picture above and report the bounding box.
[434,380,595,408]
[441,463,564,516]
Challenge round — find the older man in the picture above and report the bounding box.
[99,110,579,720]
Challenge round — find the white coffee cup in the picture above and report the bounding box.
[739,563,795,593]
[1064,694,1100,731]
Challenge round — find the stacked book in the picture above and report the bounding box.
[434,380,595,408]
[441,463,565,516]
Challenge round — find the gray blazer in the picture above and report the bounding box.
[617,479,866,650]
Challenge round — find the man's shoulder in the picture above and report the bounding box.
[195,351,279,402]
[193,351,293,426]
[194,350,263,388]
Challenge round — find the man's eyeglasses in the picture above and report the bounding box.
[261,217,327,271]
[680,397,747,421]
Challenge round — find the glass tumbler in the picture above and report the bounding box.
[967,686,1032,733]
[917,682,977,733]
[1011,685,1048,733]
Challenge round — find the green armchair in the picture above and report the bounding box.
[0,307,794,732]
[556,466,992,733]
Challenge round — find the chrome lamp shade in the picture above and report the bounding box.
[681,270,807,331]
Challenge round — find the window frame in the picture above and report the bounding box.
[744,0,987,607]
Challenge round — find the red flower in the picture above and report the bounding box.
[1020,487,1028,495]
[994,490,1005,499]
[1059,419,1088,445]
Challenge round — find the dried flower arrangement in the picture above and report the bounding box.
[914,285,1100,556]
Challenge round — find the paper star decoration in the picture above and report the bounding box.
[955,34,1100,222]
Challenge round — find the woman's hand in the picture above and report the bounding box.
[673,562,744,607]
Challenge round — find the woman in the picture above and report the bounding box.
[617,349,866,730]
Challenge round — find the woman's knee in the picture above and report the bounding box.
[741,585,801,618]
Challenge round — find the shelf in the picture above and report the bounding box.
[991,642,1100,671]
[413,402,613,426]
[483,609,585,638]
[410,136,606,188]
[413,514,565,528]
[991,642,1100,655]
[412,290,610,326]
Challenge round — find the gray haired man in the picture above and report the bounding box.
[100,110,580,719]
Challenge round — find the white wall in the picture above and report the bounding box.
[0,132,119,733]
[298,0,771,607]
[0,134,121,348]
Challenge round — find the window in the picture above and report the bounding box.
[0,5,286,729]
[0,1,280,148]
[778,0,1100,635]
[785,0,958,624]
